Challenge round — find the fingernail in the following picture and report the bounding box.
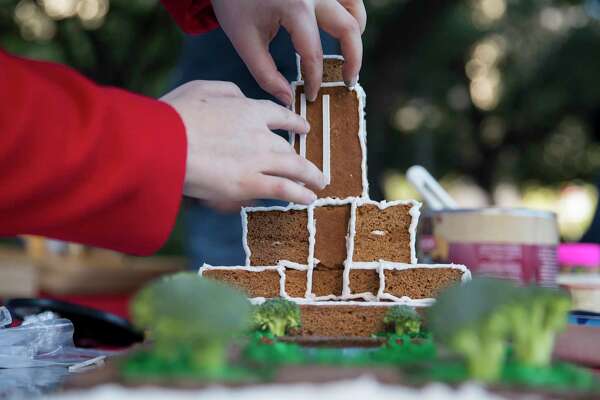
[320,176,327,190]
[305,83,318,102]
[305,120,311,132]
[345,77,357,89]
[307,192,317,203]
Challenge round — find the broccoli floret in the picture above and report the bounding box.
[252,298,301,337]
[383,305,422,336]
[428,278,515,382]
[505,286,571,367]
[131,272,251,374]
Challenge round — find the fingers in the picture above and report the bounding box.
[315,0,363,86]
[261,152,326,191]
[249,174,317,204]
[255,100,310,133]
[266,133,295,153]
[228,28,293,105]
[282,2,323,101]
[338,0,367,33]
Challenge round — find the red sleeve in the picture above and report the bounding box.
[0,50,187,256]
[160,0,219,34]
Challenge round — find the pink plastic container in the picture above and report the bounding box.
[558,243,600,270]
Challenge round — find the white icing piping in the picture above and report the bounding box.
[306,206,316,298]
[292,81,353,88]
[346,262,380,269]
[198,264,281,275]
[289,83,297,148]
[306,264,315,300]
[371,230,386,236]
[344,293,379,302]
[250,297,268,305]
[295,53,302,81]
[311,197,357,207]
[251,298,433,308]
[342,199,358,297]
[322,94,331,185]
[377,262,386,300]
[278,266,287,298]
[307,206,316,267]
[241,208,251,266]
[299,93,307,158]
[242,204,310,212]
[278,260,310,271]
[313,293,343,301]
[306,213,315,300]
[355,83,369,199]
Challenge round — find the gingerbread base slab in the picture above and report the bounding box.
[279,335,386,348]
[300,304,388,337]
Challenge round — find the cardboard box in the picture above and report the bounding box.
[0,247,38,297]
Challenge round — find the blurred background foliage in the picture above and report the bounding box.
[2,0,600,240]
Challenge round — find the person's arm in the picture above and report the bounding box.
[0,50,187,255]
[160,0,219,35]
[0,51,323,255]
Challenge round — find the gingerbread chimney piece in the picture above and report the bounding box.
[289,55,368,199]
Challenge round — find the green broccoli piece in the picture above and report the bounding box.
[383,305,422,336]
[131,272,251,374]
[505,286,571,367]
[428,278,515,382]
[252,298,301,337]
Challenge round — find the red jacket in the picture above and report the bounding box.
[0,1,217,255]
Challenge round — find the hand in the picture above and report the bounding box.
[161,81,326,205]
[211,0,367,104]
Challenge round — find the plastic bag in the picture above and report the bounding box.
[0,306,11,328]
[0,307,113,369]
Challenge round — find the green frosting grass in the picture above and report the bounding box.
[407,355,600,393]
[121,344,260,383]
[242,331,437,368]
[121,331,599,394]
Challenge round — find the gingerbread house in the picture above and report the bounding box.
[199,55,471,337]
